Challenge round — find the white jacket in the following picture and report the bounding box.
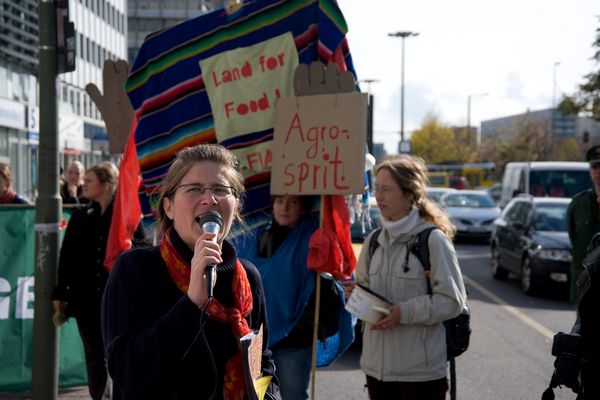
[356,219,467,382]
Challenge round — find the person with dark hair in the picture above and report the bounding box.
[567,145,600,302]
[346,155,467,400]
[0,163,30,204]
[101,144,279,400]
[241,195,343,400]
[52,161,135,400]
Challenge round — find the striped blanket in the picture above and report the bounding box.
[126,0,357,222]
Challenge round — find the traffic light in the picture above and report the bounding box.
[56,0,76,73]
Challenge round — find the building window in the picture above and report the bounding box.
[87,37,91,63]
[0,65,7,97]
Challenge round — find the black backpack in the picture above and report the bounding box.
[367,227,471,359]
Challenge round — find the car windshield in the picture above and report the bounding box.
[529,170,590,198]
[532,203,568,232]
[426,191,446,203]
[443,193,496,208]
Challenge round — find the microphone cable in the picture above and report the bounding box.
[181,297,218,400]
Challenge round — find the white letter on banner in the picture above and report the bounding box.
[0,278,10,320]
[16,277,34,319]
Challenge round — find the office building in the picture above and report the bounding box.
[0,0,127,200]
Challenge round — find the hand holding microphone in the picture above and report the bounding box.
[195,211,223,299]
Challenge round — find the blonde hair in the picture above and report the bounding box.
[375,155,456,238]
[0,163,13,188]
[156,144,245,235]
[87,162,119,195]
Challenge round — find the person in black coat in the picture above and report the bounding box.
[60,160,89,204]
[101,144,279,400]
[53,161,131,400]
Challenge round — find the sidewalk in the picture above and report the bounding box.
[0,387,91,399]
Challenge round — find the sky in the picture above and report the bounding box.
[337,0,600,154]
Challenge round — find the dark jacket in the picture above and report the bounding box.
[567,188,600,300]
[60,182,89,204]
[101,229,277,400]
[53,201,114,317]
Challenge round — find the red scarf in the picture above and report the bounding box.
[160,228,253,400]
[0,190,17,204]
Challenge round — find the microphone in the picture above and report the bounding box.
[195,211,223,299]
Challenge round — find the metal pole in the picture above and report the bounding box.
[467,92,488,146]
[358,79,379,154]
[467,95,472,145]
[32,1,61,399]
[552,62,560,136]
[388,31,418,151]
[400,37,406,143]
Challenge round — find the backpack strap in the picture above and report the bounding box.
[409,226,439,295]
[366,228,382,275]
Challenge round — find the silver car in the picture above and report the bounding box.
[439,190,501,239]
[425,187,457,203]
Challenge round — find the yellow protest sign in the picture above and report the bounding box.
[200,32,299,141]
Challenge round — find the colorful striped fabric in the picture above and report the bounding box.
[126,0,357,219]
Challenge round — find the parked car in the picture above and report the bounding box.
[490,196,572,296]
[499,161,589,208]
[485,183,502,203]
[439,190,501,239]
[425,187,456,203]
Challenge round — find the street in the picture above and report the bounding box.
[1,240,578,400]
[315,240,577,400]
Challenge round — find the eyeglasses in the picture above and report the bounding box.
[174,184,237,198]
[374,186,401,195]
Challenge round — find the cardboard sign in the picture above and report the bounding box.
[271,92,367,195]
[199,32,299,141]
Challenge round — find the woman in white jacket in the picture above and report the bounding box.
[353,155,467,400]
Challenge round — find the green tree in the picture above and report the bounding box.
[411,114,456,163]
[558,18,600,120]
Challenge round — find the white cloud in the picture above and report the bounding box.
[338,0,600,154]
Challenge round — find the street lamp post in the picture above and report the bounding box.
[552,62,560,136]
[552,62,560,109]
[467,92,489,146]
[388,31,418,149]
[358,79,380,154]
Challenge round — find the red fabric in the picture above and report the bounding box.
[103,118,142,271]
[159,229,253,400]
[322,195,356,280]
[0,190,17,204]
[307,227,343,275]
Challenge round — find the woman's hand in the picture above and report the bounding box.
[187,231,223,308]
[370,305,401,330]
[342,280,356,300]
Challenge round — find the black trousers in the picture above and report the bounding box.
[76,311,108,400]
[366,375,448,400]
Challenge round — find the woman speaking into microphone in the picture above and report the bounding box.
[101,144,279,399]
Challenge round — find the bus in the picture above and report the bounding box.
[427,162,497,188]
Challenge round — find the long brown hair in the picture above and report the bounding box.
[375,155,456,238]
[156,144,245,235]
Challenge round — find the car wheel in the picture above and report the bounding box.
[521,256,538,296]
[491,244,509,280]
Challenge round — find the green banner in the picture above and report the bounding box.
[0,206,87,391]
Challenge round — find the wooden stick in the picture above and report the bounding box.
[310,195,325,399]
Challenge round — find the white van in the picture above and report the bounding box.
[499,162,590,207]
